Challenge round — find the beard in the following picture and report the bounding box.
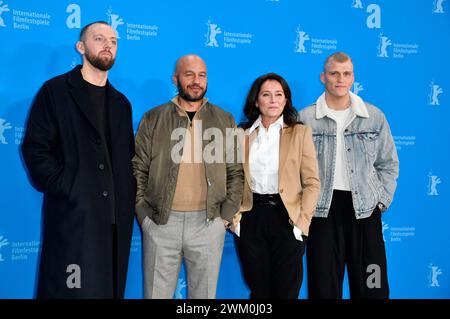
[177,79,207,102]
[84,48,115,71]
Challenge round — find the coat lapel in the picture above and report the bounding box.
[67,66,124,153]
[68,66,101,135]
[243,129,257,190]
[70,85,100,135]
[279,124,292,178]
[107,87,123,155]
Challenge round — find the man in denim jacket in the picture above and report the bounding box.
[298,52,399,299]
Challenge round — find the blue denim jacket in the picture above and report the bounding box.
[298,93,399,219]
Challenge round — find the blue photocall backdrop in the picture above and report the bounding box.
[0,0,449,298]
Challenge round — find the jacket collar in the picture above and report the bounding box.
[171,96,209,117]
[248,115,284,135]
[67,65,120,137]
[315,91,369,120]
[67,65,113,90]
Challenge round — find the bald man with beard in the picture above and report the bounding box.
[133,54,243,299]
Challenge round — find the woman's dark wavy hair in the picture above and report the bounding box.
[240,73,300,129]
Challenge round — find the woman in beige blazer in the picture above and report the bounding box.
[232,73,320,299]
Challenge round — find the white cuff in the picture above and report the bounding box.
[293,225,303,241]
[235,222,241,237]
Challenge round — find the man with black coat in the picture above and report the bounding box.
[22,21,136,299]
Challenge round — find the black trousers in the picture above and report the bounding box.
[306,190,389,299]
[235,194,306,299]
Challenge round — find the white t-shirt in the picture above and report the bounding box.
[327,107,352,191]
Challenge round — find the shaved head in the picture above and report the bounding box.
[173,54,207,76]
[172,54,208,103]
[79,21,110,41]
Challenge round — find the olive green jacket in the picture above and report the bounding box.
[133,99,244,225]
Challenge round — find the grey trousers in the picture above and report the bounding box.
[142,210,226,299]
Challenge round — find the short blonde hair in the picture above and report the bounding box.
[323,52,352,71]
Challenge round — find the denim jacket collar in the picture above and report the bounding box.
[315,91,370,120]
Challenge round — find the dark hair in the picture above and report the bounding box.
[241,73,300,129]
[79,21,110,41]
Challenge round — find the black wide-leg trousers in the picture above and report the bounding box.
[236,194,306,299]
[306,190,389,299]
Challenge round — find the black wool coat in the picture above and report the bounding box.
[22,65,136,298]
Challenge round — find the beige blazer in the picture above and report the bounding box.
[233,123,320,236]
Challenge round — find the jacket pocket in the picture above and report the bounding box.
[48,164,75,198]
[356,131,379,158]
